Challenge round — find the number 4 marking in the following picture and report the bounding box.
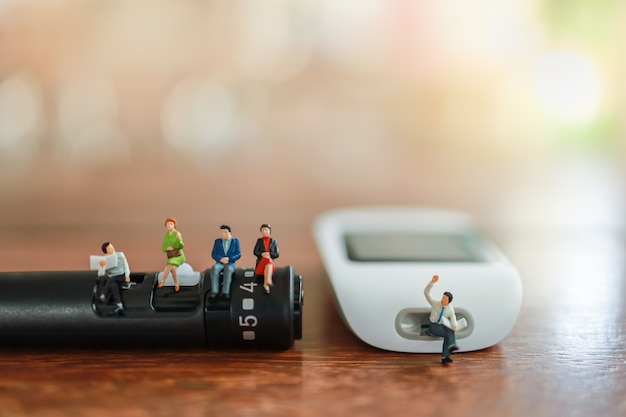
[239,282,258,293]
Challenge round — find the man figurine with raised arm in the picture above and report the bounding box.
[424,275,459,364]
[210,225,241,299]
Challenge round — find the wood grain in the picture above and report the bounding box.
[0,222,624,417]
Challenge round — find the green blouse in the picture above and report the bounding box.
[162,229,185,266]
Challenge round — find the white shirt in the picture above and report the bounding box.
[424,281,458,328]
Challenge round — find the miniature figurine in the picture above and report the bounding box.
[158,217,185,292]
[210,225,241,299]
[424,275,459,364]
[97,242,131,315]
[253,223,279,294]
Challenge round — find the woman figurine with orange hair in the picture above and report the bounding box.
[158,217,185,292]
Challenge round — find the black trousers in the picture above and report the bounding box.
[102,274,126,304]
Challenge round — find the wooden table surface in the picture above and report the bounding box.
[0,214,624,417]
[0,151,624,417]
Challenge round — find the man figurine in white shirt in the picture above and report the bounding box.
[98,242,131,315]
[424,274,459,364]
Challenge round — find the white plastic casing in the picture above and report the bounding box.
[313,206,522,353]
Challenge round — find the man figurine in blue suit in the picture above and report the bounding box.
[210,225,241,299]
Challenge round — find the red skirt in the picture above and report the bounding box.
[255,257,275,275]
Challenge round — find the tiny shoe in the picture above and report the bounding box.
[114,305,125,316]
[221,293,230,300]
[209,292,217,299]
[99,294,106,302]
[449,345,459,354]
[264,284,270,294]
[442,357,453,364]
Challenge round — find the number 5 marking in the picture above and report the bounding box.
[239,315,258,327]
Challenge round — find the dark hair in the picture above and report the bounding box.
[260,223,271,232]
[220,225,231,232]
[101,242,111,254]
[443,291,453,303]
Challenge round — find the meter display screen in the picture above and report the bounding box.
[344,233,488,263]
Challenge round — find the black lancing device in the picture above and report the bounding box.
[0,266,303,349]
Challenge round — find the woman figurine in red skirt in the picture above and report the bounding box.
[253,224,279,294]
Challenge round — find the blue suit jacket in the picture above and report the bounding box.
[211,238,241,266]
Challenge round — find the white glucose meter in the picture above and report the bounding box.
[313,206,522,353]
